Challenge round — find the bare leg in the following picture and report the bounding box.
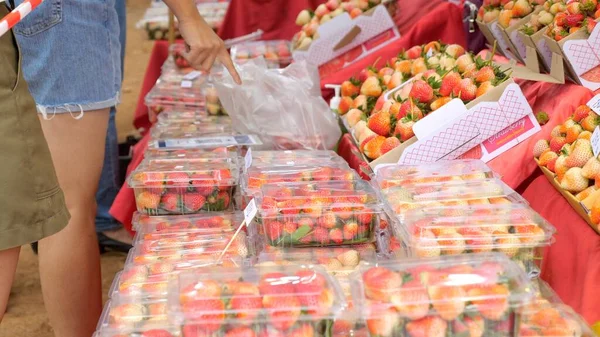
[38,109,109,337]
[0,247,20,323]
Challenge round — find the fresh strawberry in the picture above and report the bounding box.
[381,137,401,155]
[582,156,600,179]
[398,99,423,120]
[141,330,175,337]
[476,81,495,98]
[564,13,585,27]
[456,54,474,73]
[337,96,354,115]
[567,2,581,14]
[549,136,567,153]
[538,151,558,167]
[411,58,428,76]
[405,45,423,59]
[581,114,600,132]
[586,17,598,33]
[591,194,600,224]
[406,316,448,337]
[561,167,590,192]
[445,44,466,58]
[223,327,256,337]
[341,79,361,97]
[137,191,161,210]
[390,280,430,320]
[363,135,386,159]
[439,72,462,97]
[360,76,383,97]
[532,139,550,158]
[566,124,584,143]
[573,105,592,122]
[555,155,569,181]
[288,324,315,337]
[395,60,412,76]
[313,227,330,244]
[265,221,284,241]
[430,96,453,111]
[366,307,399,337]
[409,80,435,103]
[437,232,466,255]
[230,294,263,321]
[566,139,593,168]
[452,78,477,102]
[468,285,509,320]
[551,125,562,138]
[395,119,416,142]
[428,285,467,320]
[513,0,533,17]
[183,193,206,212]
[182,299,225,333]
[367,110,392,136]
[363,267,403,301]
[475,66,495,83]
[161,193,180,213]
[265,296,301,331]
[337,249,360,267]
[453,315,485,337]
[498,8,514,27]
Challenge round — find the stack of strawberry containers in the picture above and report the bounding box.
[94,55,261,337]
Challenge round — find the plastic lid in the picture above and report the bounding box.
[375,160,496,189]
[157,110,231,125]
[381,178,526,214]
[230,40,292,66]
[145,146,239,159]
[132,212,242,233]
[259,180,382,216]
[401,205,556,256]
[243,162,358,196]
[127,231,251,265]
[145,80,206,109]
[150,122,233,139]
[249,150,342,167]
[352,253,534,325]
[146,133,261,151]
[128,159,238,189]
[168,265,345,329]
[96,297,174,335]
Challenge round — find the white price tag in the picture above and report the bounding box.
[243,198,258,226]
[181,80,193,88]
[183,71,202,81]
[244,148,253,169]
[587,94,600,115]
[426,48,434,58]
[591,127,600,157]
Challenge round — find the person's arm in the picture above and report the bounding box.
[163,0,241,84]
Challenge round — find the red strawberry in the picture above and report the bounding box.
[390,280,430,320]
[183,193,206,212]
[439,71,461,97]
[363,135,386,160]
[405,45,423,59]
[453,78,477,102]
[230,295,263,321]
[468,285,510,320]
[265,296,301,331]
[475,66,495,83]
[367,110,392,136]
[313,227,330,244]
[398,99,423,120]
[564,13,585,27]
[265,221,284,241]
[549,136,567,153]
[367,307,399,337]
[360,76,383,97]
[573,105,592,122]
[409,80,434,103]
[288,324,315,337]
[395,119,416,141]
[406,316,448,337]
[166,172,190,187]
[430,97,452,111]
[182,299,225,333]
[341,79,360,97]
[476,81,495,98]
[216,191,231,209]
[161,193,181,213]
[338,96,354,115]
[381,137,401,155]
[363,267,402,301]
[329,228,343,244]
[137,191,162,211]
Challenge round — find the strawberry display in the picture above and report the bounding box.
[521,1,565,35]
[171,266,343,337]
[232,40,292,68]
[534,104,600,226]
[374,160,495,189]
[129,159,238,215]
[259,180,382,247]
[342,42,510,160]
[497,0,542,28]
[380,178,525,216]
[292,0,385,50]
[544,0,600,40]
[477,0,510,24]
[353,254,534,337]
[401,204,555,274]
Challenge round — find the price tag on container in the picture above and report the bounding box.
[216,198,257,263]
[181,80,193,88]
[591,127,600,157]
[244,148,253,169]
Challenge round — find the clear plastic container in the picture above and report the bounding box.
[145,80,207,116]
[144,145,239,159]
[257,244,377,277]
[351,253,535,337]
[231,40,292,69]
[249,150,343,168]
[381,178,527,216]
[374,160,496,189]
[128,159,238,215]
[398,204,556,276]
[518,282,596,337]
[132,211,241,233]
[150,122,233,139]
[156,109,231,126]
[94,296,177,337]
[146,132,260,154]
[167,265,345,336]
[127,231,254,266]
[259,180,383,247]
[109,255,244,300]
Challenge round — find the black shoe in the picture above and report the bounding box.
[97,232,132,254]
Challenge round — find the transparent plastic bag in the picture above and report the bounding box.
[214,58,341,150]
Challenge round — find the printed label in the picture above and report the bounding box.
[591,127,600,157]
[243,198,258,226]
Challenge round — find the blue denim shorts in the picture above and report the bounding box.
[13,0,122,118]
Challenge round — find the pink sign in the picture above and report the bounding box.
[483,115,535,153]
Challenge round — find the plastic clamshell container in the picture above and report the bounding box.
[128,159,238,215]
[126,230,254,266]
[168,265,345,337]
[109,254,244,300]
[257,243,377,278]
[398,204,556,276]
[249,150,343,168]
[94,296,178,337]
[156,110,231,125]
[145,80,206,116]
[518,282,596,337]
[374,160,496,189]
[150,122,233,139]
[381,178,527,216]
[259,180,383,247]
[242,162,358,201]
[231,40,292,69]
[352,253,535,337]
[144,145,239,159]
[146,132,260,153]
[132,211,241,233]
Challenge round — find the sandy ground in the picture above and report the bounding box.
[0,0,152,336]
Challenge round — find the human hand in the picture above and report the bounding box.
[178,16,242,84]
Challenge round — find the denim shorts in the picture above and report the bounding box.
[13,0,122,118]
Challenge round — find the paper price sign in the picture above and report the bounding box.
[243,198,258,227]
[591,127,600,157]
[587,94,600,116]
[244,148,253,169]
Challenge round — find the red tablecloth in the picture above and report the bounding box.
[523,174,600,325]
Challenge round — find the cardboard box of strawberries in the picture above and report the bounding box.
[533,100,600,234]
